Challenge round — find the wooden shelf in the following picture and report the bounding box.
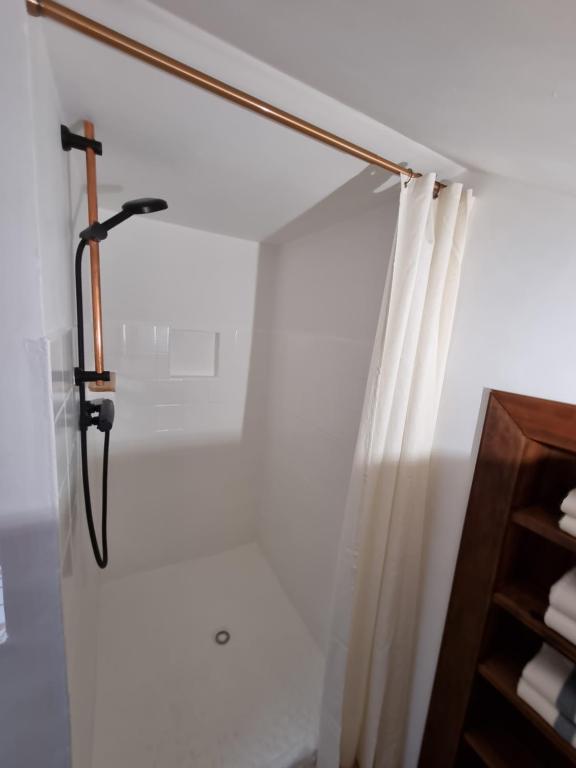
[512,506,576,555]
[494,583,576,664]
[479,656,576,764]
[420,393,576,768]
[463,726,550,768]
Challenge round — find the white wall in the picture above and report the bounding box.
[87,214,260,578]
[253,197,398,649]
[28,24,102,768]
[0,7,70,767]
[405,171,576,765]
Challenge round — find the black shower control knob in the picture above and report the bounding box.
[95,399,115,433]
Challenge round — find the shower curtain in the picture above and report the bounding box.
[317,174,473,768]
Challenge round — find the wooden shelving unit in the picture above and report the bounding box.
[419,391,576,767]
[493,584,576,664]
[512,506,576,555]
[463,726,550,768]
[478,656,576,763]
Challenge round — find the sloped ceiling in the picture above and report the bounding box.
[151,0,576,198]
[40,0,463,242]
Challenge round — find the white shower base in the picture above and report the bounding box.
[91,542,325,768]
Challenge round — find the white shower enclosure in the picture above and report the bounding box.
[32,2,463,766]
[83,195,395,768]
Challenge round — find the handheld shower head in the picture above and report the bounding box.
[74,195,167,568]
[121,198,168,215]
[80,197,168,241]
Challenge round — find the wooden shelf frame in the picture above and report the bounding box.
[419,390,576,768]
[512,506,576,555]
[479,656,576,764]
[494,583,576,665]
[463,726,552,768]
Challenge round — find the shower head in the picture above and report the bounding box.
[121,198,168,215]
[79,197,168,242]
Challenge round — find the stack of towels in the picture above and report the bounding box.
[560,489,576,537]
[545,567,576,645]
[517,643,576,745]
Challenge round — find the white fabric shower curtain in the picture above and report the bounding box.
[317,174,473,768]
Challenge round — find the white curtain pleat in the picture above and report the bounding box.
[317,174,473,768]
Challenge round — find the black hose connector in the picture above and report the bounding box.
[89,398,115,433]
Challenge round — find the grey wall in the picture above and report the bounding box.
[0,4,71,767]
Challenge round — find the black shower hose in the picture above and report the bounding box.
[79,427,109,568]
[75,239,110,569]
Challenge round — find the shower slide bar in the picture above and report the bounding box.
[65,120,114,391]
[62,120,114,391]
[26,0,445,196]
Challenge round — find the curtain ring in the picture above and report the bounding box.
[403,169,414,188]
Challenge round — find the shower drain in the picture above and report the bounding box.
[214,629,231,646]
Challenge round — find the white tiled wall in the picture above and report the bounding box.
[49,329,78,572]
[86,214,261,579]
[88,196,398,649]
[254,199,398,649]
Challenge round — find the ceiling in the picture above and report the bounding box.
[150,0,576,198]
[41,0,463,242]
[44,24,356,242]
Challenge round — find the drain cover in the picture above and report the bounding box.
[214,629,231,646]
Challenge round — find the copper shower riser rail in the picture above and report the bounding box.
[83,120,111,391]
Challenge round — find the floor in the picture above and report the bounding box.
[92,542,325,768]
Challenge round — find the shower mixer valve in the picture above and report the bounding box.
[81,398,115,434]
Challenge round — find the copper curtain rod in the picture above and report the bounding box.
[26,0,444,192]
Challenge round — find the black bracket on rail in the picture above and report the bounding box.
[74,367,111,385]
[61,124,102,155]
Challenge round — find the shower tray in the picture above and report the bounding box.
[91,542,324,768]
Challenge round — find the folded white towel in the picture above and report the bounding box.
[560,514,576,538]
[523,644,576,723]
[550,568,576,624]
[545,606,576,647]
[561,489,576,519]
[518,676,561,726]
[517,677,576,745]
